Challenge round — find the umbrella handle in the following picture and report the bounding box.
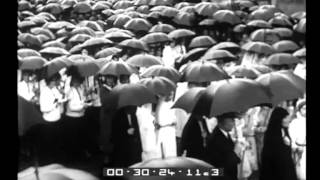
[160,142,165,159]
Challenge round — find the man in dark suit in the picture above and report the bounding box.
[205,112,241,180]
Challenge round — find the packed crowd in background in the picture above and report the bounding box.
[18,0,306,180]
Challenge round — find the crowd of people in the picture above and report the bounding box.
[18,0,306,180]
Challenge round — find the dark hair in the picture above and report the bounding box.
[217,112,240,122]
[70,75,85,86]
[45,73,61,85]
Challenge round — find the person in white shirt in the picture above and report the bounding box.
[18,70,37,103]
[64,75,92,161]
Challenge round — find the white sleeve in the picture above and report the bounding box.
[40,88,56,113]
[67,89,85,112]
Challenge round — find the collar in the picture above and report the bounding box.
[219,128,229,138]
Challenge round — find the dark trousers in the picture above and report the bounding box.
[83,106,101,154]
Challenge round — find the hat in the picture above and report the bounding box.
[296,99,306,111]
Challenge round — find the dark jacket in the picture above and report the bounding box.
[205,126,241,180]
[180,115,210,161]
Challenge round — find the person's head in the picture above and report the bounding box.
[119,74,130,84]
[45,73,61,88]
[267,107,290,132]
[105,75,117,87]
[217,112,239,132]
[70,75,85,87]
[21,70,31,82]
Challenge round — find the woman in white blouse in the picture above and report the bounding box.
[64,75,92,161]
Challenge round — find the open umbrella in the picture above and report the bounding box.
[201,49,237,62]
[136,5,150,14]
[180,60,228,83]
[291,11,306,21]
[251,64,273,75]
[175,2,193,9]
[188,36,216,49]
[95,47,122,58]
[139,76,176,96]
[172,87,206,113]
[68,34,92,43]
[43,3,63,14]
[113,0,133,9]
[269,16,293,27]
[135,0,148,6]
[18,21,37,29]
[141,65,180,83]
[118,39,149,52]
[20,56,48,70]
[72,60,100,77]
[293,48,306,59]
[226,65,260,79]
[209,42,240,55]
[126,54,162,68]
[293,18,306,34]
[213,10,241,25]
[81,38,113,49]
[19,0,33,11]
[180,5,196,14]
[78,20,103,32]
[46,21,75,30]
[68,54,95,62]
[272,27,293,39]
[199,19,216,27]
[173,12,195,26]
[194,2,219,17]
[99,60,136,76]
[104,31,133,42]
[140,32,171,44]
[246,19,272,29]
[42,40,66,49]
[178,48,208,67]
[73,1,92,13]
[92,2,109,11]
[149,23,176,34]
[256,70,305,105]
[18,163,99,180]
[44,56,72,77]
[71,27,96,36]
[168,29,195,40]
[241,41,275,55]
[18,49,41,58]
[69,44,84,54]
[18,33,42,47]
[30,27,55,40]
[263,53,300,66]
[109,83,157,109]
[203,78,272,117]
[272,40,300,53]
[250,29,280,44]
[124,18,152,32]
[160,7,179,18]
[113,14,132,28]
[249,9,274,21]
[149,0,173,6]
[40,47,70,56]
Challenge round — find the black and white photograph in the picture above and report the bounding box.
[17,0,306,179]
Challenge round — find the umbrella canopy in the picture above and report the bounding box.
[109,83,157,109]
[113,14,132,28]
[72,60,100,77]
[293,48,306,59]
[149,0,173,6]
[172,87,206,113]
[269,16,293,27]
[209,42,240,55]
[227,65,260,79]
[140,32,171,44]
[250,9,274,21]
[213,10,241,25]
[160,7,179,18]
[201,49,237,62]
[272,27,293,39]
[256,70,306,105]
[199,18,216,26]
[136,5,150,14]
[233,24,247,33]
[124,18,152,32]
[247,19,272,29]
[291,11,306,21]
[118,39,149,51]
[149,23,176,34]
[81,38,113,49]
[95,47,122,58]
[44,56,72,77]
[251,64,273,75]
[104,31,133,42]
[78,20,104,32]
[180,5,196,14]
[92,2,109,11]
[126,54,162,68]
[138,76,176,96]
[141,65,180,82]
[241,41,275,55]
[46,21,75,30]
[40,47,69,56]
[294,18,306,34]
[188,36,217,49]
[113,0,134,9]
[43,3,63,14]
[173,12,195,26]
[263,53,300,66]
[68,34,92,43]
[71,27,96,36]
[73,1,92,13]
[194,2,219,17]
[69,44,84,54]
[250,29,280,44]
[18,48,41,58]
[30,27,55,40]
[179,48,208,67]
[203,78,272,117]
[18,21,37,29]
[20,56,48,70]
[42,40,66,49]
[168,29,195,40]
[272,40,300,53]
[180,60,228,83]
[18,164,98,180]
[99,60,136,76]
[135,0,148,6]
[18,33,42,47]
[68,54,95,62]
